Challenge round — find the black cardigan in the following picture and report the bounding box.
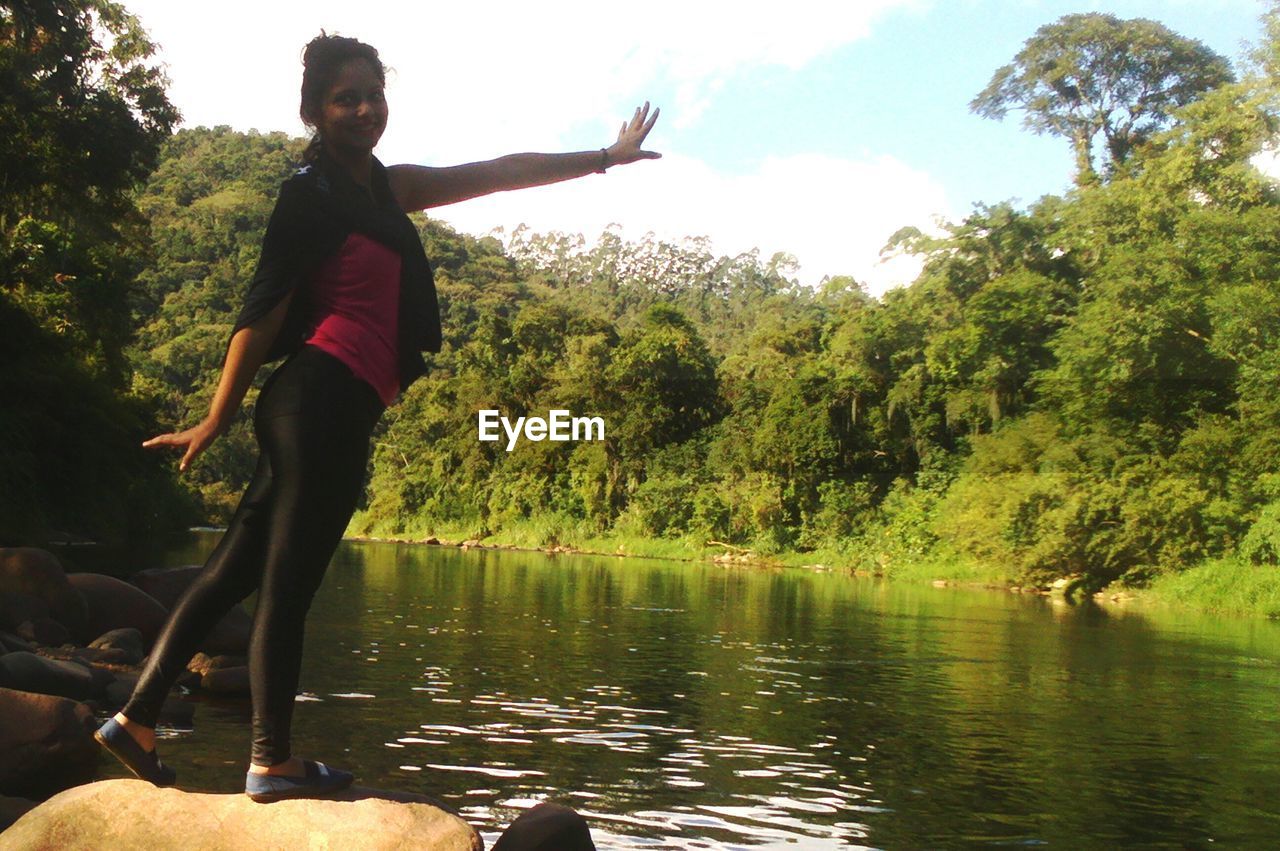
[230,151,441,394]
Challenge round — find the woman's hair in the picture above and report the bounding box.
[299,32,386,163]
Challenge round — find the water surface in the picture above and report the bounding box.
[132,533,1280,848]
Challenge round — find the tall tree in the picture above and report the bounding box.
[971,13,1233,185]
[0,0,187,544]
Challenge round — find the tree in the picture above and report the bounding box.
[0,0,187,544]
[971,13,1233,185]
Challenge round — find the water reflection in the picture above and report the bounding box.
[143,534,1280,848]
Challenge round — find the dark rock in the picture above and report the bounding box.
[66,573,169,646]
[203,604,252,655]
[0,591,50,632]
[3,779,483,849]
[0,631,34,655]
[201,665,250,695]
[493,802,597,851]
[0,548,88,639]
[158,697,195,727]
[0,652,108,701]
[0,794,38,833]
[127,565,201,609]
[0,687,98,797]
[69,646,130,666]
[16,616,72,647]
[89,628,145,665]
[103,678,132,708]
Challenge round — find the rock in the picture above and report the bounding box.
[0,632,33,654]
[422,536,440,545]
[127,565,202,610]
[460,539,482,549]
[0,591,50,633]
[186,653,245,678]
[16,616,71,647]
[3,779,482,850]
[103,678,133,708]
[0,548,87,639]
[201,665,250,695]
[128,566,253,655]
[0,652,109,701]
[202,604,252,655]
[66,573,169,646]
[0,686,98,797]
[69,646,130,666]
[185,651,214,678]
[89,628,145,666]
[158,697,196,727]
[493,802,595,850]
[0,795,37,833]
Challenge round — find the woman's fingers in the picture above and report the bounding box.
[143,421,217,474]
[608,103,662,164]
[643,106,660,133]
[142,433,179,448]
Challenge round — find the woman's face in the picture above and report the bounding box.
[314,58,388,154]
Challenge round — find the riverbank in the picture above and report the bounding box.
[345,511,1280,620]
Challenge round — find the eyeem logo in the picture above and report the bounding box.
[478,409,606,452]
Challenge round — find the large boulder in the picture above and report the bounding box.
[2,779,483,850]
[127,565,202,609]
[200,665,250,696]
[66,573,168,646]
[0,548,87,639]
[493,802,596,850]
[0,687,98,797]
[129,565,252,654]
[0,652,110,701]
[89,628,145,666]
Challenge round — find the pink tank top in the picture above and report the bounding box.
[304,232,401,405]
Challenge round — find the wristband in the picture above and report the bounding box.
[598,148,610,174]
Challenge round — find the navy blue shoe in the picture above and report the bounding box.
[245,760,354,803]
[94,717,177,786]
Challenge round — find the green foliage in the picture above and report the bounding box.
[18,0,1280,614]
[972,12,1234,184]
[0,0,192,544]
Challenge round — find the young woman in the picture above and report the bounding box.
[95,32,660,803]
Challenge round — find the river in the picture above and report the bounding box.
[134,532,1280,848]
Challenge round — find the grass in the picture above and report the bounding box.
[1129,556,1280,619]
[348,510,1280,619]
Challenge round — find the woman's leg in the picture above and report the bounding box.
[245,347,382,768]
[119,450,277,731]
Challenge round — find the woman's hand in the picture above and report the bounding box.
[606,102,661,167]
[143,417,225,473]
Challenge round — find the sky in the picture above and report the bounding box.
[118,0,1269,295]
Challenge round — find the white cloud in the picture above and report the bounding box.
[432,152,951,295]
[120,0,943,293]
[123,0,920,156]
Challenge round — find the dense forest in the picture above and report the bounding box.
[6,1,1280,603]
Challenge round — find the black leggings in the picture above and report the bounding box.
[122,345,384,765]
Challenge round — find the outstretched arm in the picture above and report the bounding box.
[387,103,661,213]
